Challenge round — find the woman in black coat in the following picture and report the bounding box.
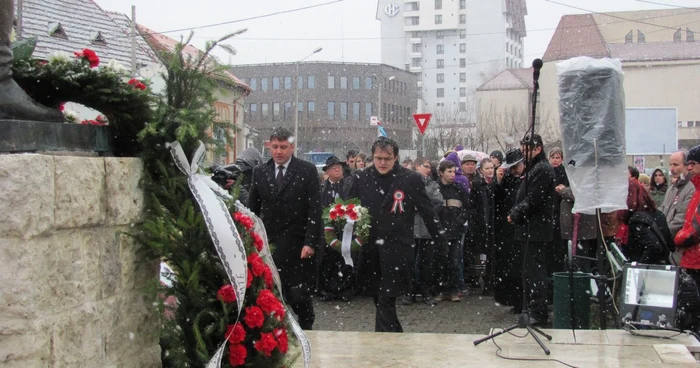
[468,158,496,294]
[623,179,673,265]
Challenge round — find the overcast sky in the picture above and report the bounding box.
[96,0,700,65]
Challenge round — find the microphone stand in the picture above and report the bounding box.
[474,59,552,355]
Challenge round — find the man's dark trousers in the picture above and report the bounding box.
[523,241,549,320]
[373,294,403,332]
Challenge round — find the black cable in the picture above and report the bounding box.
[490,329,579,368]
[636,0,700,10]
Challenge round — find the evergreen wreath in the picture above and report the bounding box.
[11,38,154,157]
[322,198,371,252]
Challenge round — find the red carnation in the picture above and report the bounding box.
[225,323,246,344]
[274,328,289,353]
[127,78,147,91]
[233,211,254,231]
[248,252,268,277]
[217,284,237,303]
[243,306,264,329]
[59,103,65,111]
[246,268,253,288]
[262,266,274,289]
[75,48,99,68]
[256,289,286,320]
[329,209,338,221]
[347,209,358,221]
[254,332,278,357]
[228,343,247,366]
[251,231,264,252]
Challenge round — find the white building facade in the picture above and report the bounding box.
[376,0,526,124]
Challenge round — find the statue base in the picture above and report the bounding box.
[0,120,113,154]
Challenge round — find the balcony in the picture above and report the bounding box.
[409,51,422,58]
[409,37,422,44]
[410,65,422,73]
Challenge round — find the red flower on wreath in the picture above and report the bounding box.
[228,343,247,366]
[59,103,65,112]
[127,78,147,91]
[217,284,236,303]
[256,289,286,321]
[274,328,289,353]
[254,332,278,357]
[251,231,264,252]
[243,306,264,329]
[233,211,254,231]
[74,48,100,68]
[329,203,345,221]
[346,204,358,221]
[262,266,274,289]
[248,252,268,277]
[225,323,246,344]
[247,268,253,288]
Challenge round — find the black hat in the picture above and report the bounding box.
[322,156,347,171]
[688,145,700,164]
[500,148,524,169]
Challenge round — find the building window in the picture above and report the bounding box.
[365,102,372,119]
[297,101,304,112]
[460,43,466,53]
[405,17,419,26]
[272,77,280,90]
[674,28,682,43]
[459,102,466,111]
[460,14,466,24]
[437,73,444,83]
[436,30,444,39]
[460,72,466,82]
[435,0,442,10]
[250,78,258,91]
[328,75,335,89]
[273,102,280,120]
[308,75,315,88]
[327,101,335,119]
[412,31,421,38]
[340,102,348,120]
[284,102,292,121]
[353,102,360,120]
[460,0,465,9]
[365,77,373,89]
[297,76,303,89]
[261,77,268,91]
[460,87,466,97]
[460,58,466,68]
[688,28,695,42]
[284,76,292,89]
[637,30,646,43]
[340,76,348,89]
[460,29,466,39]
[412,58,421,67]
[406,1,419,11]
[435,15,442,25]
[412,43,422,52]
[307,101,315,119]
[249,103,257,120]
[262,103,269,118]
[353,76,360,89]
[437,44,444,54]
[437,88,444,98]
[437,59,444,69]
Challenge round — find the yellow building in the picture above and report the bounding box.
[476,8,700,156]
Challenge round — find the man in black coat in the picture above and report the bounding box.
[508,134,556,325]
[249,127,321,330]
[346,137,445,332]
[319,156,353,301]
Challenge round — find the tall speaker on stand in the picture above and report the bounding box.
[557,57,629,329]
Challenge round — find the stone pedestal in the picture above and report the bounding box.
[0,153,161,367]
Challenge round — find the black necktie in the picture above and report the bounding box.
[276,165,284,186]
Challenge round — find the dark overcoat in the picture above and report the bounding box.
[509,151,556,242]
[249,156,322,289]
[346,164,444,297]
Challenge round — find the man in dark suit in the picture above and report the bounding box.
[508,134,556,326]
[249,127,321,330]
[346,137,445,332]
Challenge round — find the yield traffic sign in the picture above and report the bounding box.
[413,114,432,135]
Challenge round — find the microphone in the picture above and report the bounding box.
[532,58,543,82]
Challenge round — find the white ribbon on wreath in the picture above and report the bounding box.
[167,141,310,368]
[340,221,355,267]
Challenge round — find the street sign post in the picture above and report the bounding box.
[370,116,379,126]
[413,113,432,157]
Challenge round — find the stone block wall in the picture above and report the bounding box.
[0,154,161,367]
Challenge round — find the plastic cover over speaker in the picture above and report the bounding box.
[557,57,628,215]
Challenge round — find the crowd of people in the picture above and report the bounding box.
[243,127,700,333]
